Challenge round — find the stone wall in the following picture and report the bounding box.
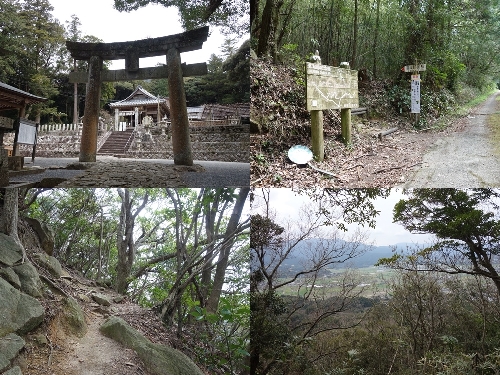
[5,124,249,162]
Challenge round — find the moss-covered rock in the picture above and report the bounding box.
[61,297,87,338]
[100,316,204,375]
[32,253,62,278]
[0,278,44,336]
[12,262,42,298]
[1,365,22,375]
[24,217,55,256]
[0,268,21,290]
[0,234,23,267]
[0,334,25,372]
[92,293,111,307]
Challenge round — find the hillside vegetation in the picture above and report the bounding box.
[251,0,500,187]
[0,188,250,375]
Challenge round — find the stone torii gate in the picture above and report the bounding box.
[66,26,209,165]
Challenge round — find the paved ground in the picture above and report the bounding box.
[401,92,500,188]
[8,156,249,187]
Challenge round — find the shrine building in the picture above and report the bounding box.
[109,86,169,130]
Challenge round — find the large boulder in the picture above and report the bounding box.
[60,297,87,338]
[0,234,23,267]
[32,253,62,278]
[2,366,22,375]
[0,268,21,290]
[0,277,45,336]
[100,316,204,375]
[24,217,55,256]
[12,262,42,298]
[92,293,111,307]
[0,334,25,372]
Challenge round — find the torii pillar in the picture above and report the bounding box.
[167,48,192,165]
[80,55,102,162]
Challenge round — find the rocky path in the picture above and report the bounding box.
[401,92,500,187]
[23,267,202,375]
[59,317,150,375]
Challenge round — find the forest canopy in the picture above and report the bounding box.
[252,0,500,90]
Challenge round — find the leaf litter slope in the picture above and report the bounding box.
[250,58,493,188]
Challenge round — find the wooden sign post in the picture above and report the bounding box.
[402,62,426,126]
[306,57,359,161]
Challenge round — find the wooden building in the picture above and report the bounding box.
[109,86,169,130]
[0,81,46,185]
[0,81,46,152]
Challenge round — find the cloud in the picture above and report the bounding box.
[252,188,433,247]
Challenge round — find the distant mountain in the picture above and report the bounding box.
[253,238,423,274]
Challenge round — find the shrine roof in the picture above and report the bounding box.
[0,81,47,111]
[110,86,168,108]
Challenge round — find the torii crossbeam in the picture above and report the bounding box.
[66,26,209,165]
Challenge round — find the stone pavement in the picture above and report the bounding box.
[8,156,249,188]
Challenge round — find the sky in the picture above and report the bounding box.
[252,189,434,247]
[49,0,243,70]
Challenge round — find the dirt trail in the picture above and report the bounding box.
[401,91,500,187]
[24,269,168,375]
[43,276,154,375]
[59,316,149,375]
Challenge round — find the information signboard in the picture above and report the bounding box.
[306,63,359,111]
[411,74,421,114]
[17,118,37,145]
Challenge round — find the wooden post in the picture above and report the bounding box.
[167,47,193,166]
[79,55,102,162]
[311,110,324,162]
[341,108,352,145]
[0,130,7,187]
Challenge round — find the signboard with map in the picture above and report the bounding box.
[306,63,359,111]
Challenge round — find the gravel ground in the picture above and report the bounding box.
[401,92,500,188]
[8,156,249,188]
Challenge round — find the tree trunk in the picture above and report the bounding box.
[351,0,358,68]
[257,0,283,60]
[0,188,26,262]
[372,0,381,78]
[115,188,148,294]
[96,206,103,282]
[206,188,249,312]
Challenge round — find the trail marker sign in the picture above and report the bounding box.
[402,64,426,73]
[411,74,421,113]
[402,61,426,123]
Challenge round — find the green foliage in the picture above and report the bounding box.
[427,51,466,92]
[374,254,402,267]
[113,0,249,36]
[189,296,250,374]
[277,43,302,68]
[184,40,250,105]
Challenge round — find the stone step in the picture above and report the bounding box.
[98,130,134,155]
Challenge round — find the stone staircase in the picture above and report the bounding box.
[97,129,134,155]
